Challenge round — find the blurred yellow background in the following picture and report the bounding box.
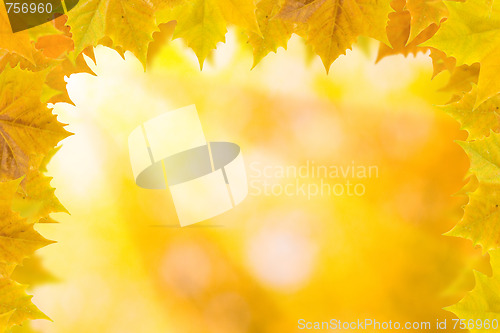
[18,32,489,332]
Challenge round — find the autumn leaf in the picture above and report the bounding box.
[441,88,500,141]
[455,175,479,197]
[1,0,499,330]
[106,0,158,66]
[38,146,61,174]
[0,216,49,266]
[35,34,74,59]
[66,0,106,60]
[44,50,96,104]
[0,16,73,73]
[437,63,480,103]
[429,48,455,79]
[446,248,500,331]
[0,310,14,333]
[376,0,445,63]
[218,0,261,35]
[0,48,55,74]
[0,279,49,328]
[0,4,34,63]
[385,0,410,49]
[248,0,293,68]
[12,171,68,223]
[0,263,16,279]
[147,21,176,67]
[0,179,54,266]
[423,0,500,108]
[447,184,500,253]
[28,20,62,43]
[376,0,413,62]
[67,0,165,67]
[406,0,447,42]
[0,66,71,181]
[157,0,228,69]
[475,44,500,110]
[459,132,500,185]
[423,0,500,66]
[377,18,438,62]
[277,0,392,72]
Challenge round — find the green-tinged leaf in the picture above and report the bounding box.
[459,132,500,184]
[248,0,293,68]
[441,88,500,140]
[446,249,500,332]
[68,0,160,67]
[455,175,479,197]
[447,184,500,253]
[423,0,500,65]
[158,0,227,69]
[13,172,68,223]
[0,279,49,329]
[66,0,107,60]
[0,180,54,266]
[423,0,500,108]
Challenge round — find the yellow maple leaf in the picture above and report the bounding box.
[0,279,49,329]
[447,184,500,253]
[475,44,500,110]
[406,0,448,42]
[441,88,500,141]
[248,0,293,68]
[459,132,500,185]
[67,0,168,67]
[0,4,34,63]
[12,171,68,223]
[455,175,480,197]
[423,0,500,108]
[106,0,158,66]
[218,0,261,35]
[386,0,411,48]
[0,179,54,266]
[66,0,107,60]
[376,17,438,62]
[0,67,71,181]
[157,0,228,69]
[0,48,55,74]
[14,136,66,224]
[429,48,455,78]
[438,63,479,102]
[446,248,500,332]
[376,0,445,63]
[277,0,392,72]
